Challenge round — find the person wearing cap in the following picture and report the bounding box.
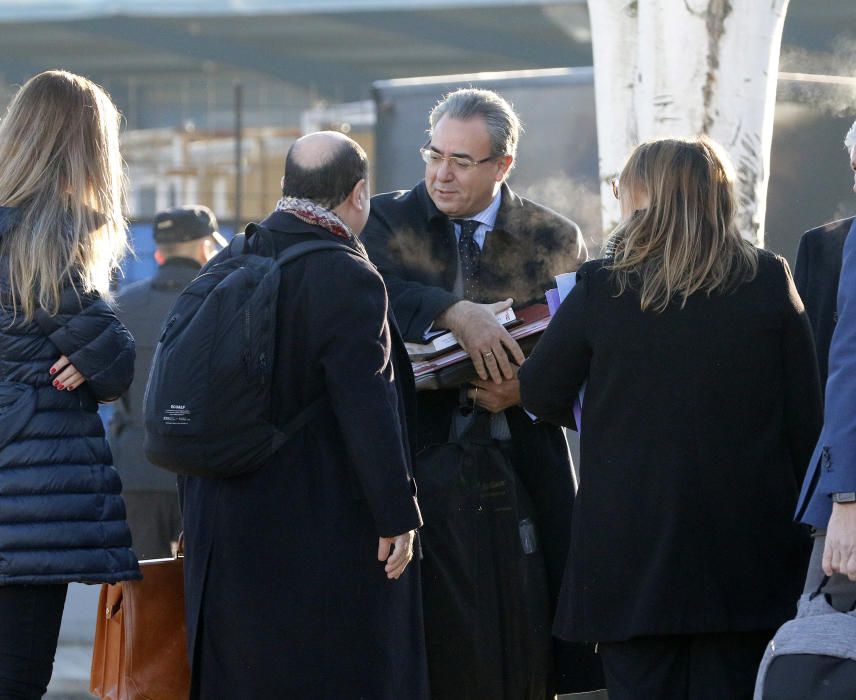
[108,205,225,559]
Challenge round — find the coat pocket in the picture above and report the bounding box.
[0,381,36,452]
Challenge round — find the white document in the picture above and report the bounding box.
[555,272,577,302]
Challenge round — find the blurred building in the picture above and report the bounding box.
[0,1,851,265]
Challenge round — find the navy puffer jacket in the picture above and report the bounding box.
[0,208,140,585]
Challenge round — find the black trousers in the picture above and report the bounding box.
[0,584,67,700]
[599,630,772,700]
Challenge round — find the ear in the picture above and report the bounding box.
[350,178,368,211]
[494,154,513,182]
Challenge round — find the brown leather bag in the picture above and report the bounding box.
[90,555,190,699]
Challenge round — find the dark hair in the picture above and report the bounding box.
[429,88,522,161]
[282,138,368,209]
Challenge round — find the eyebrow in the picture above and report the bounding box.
[429,144,476,160]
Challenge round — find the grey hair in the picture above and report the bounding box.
[428,88,522,162]
[845,120,856,151]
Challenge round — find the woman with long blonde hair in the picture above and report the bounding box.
[0,71,139,698]
[520,137,821,698]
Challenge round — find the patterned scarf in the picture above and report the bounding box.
[275,196,356,243]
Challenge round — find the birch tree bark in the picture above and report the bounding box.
[587,0,790,245]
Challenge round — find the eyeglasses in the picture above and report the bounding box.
[420,142,500,171]
[611,178,619,200]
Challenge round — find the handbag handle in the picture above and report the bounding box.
[173,531,185,558]
[809,575,830,601]
[809,574,856,612]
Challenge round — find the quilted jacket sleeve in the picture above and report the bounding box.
[44,296,135,402]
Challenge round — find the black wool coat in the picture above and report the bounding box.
[363,180,586,595]
[362,181,596,692]
[519,251,822,643]
[793,216,852,393]
[179,212,428,700]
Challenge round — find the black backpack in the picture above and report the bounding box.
[143,224,352,478]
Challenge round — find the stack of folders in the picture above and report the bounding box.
[405,307,518,361]
[410,304,551,392]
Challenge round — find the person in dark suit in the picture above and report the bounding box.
[796,119,856,606]
[362,88,602,698]
[794,214,851,393]
[519,136,822,699]
[110,205,225,559]
[179,132,428,699]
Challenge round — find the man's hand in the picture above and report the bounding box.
[378,530,415,580]
[49,355,85,391]
[823,502,856,580]
[468,367,521,413]
[436,298,525,384]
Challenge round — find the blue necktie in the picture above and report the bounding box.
[455,219,480,300]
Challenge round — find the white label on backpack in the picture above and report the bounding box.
[163,404,191,425]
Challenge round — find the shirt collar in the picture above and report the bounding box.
[465,189,502,229]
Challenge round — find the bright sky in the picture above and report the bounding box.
[0,0,570,21]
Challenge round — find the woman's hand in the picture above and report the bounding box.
[49,355,86,391]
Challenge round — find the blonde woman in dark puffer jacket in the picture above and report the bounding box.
[0,70,139,700]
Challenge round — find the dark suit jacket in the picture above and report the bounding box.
[797,221,856,529]
[520,251,821,642]
[362,179,586,634]
[793,216,852,392]
[180,213,428,699]
[110,258,201,491]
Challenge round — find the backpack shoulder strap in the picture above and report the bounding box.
[280,394,329,443]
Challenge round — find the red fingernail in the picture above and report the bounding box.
[49,368,56,375]
[57,383,64,390]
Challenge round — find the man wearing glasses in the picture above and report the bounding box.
[363,88,601,698]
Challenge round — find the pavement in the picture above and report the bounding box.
[44,580,608,700]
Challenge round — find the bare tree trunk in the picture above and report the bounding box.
[587,0,639,235]
[587,0,790,245]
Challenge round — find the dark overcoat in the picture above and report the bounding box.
[519,251,822,643]
[0,207,139,585]
[179,212,429,699]
[110,258,201,492]
[362,181,599,693]
[796,224,856,529]
[793,216,852,392]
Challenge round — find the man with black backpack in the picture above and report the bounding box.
[172,132,428,698]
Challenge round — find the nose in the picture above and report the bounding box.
[436,159,454,181]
